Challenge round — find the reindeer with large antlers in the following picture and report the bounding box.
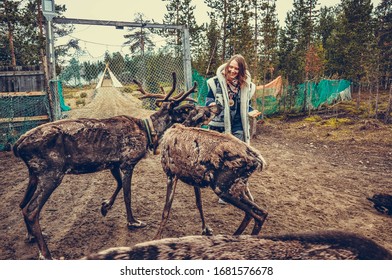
[13,73,221,259]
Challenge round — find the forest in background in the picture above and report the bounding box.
[0,0,391,89]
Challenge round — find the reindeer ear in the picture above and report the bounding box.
[182,107,191,113]
[208,103,223,114]
[155,100,163,107]
[173,103,194,113]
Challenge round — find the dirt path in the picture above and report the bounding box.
[1,87,391,259]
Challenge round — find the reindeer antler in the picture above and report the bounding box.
[133,79,167,100]
[134,72,197,106]
[161,72,177,102]
[156,81,198,104]
[134,72,178,105]
[173,81,198,104]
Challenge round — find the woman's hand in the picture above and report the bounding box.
[248,110,261,118]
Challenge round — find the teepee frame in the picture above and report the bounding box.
[95,63,123,89]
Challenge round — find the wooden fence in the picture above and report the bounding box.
[0,66,49,150]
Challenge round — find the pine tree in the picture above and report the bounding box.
[316,6,337,48]
[375,0,392,89]
[258,0,279,82]
[111,52,126,78]
[205,0,252,61]
[278,0,319,84]
[192,18,221,76]
[0,0,75,67]
[0,0,20,66]
[327,0,376,83]
[161,0,202,56]
[123,13,155,55]
[204,0,228,60]
[60,57,81,86]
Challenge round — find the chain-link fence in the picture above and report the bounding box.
[55,20,191,114]
[58,53,186,111]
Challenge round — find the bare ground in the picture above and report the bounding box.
[1,86,391,260]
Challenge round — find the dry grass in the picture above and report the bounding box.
[262,93,392,147]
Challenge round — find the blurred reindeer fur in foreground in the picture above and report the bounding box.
[84,231,392,260]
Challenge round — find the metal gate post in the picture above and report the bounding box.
[182,27,193,92]
[42,0,58,120]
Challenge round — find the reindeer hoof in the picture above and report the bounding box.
[202,226,213,236]
[25,233,36,244]
[25,231,49,244]
[127,221,147,229]
[101,201,110,217]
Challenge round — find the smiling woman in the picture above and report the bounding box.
[205,54,261,145]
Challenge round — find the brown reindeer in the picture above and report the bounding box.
[155,124,268,239]
[83,231,392,260]
[13,73,221,259]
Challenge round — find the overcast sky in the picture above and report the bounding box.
[54,0,381,58]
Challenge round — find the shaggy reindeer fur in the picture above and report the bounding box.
[13,75,220,260]
[83,231,392,260]
[155,124,268,239]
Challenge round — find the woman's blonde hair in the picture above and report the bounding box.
[224,54,249,87]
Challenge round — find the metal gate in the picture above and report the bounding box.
[52,18,192,111]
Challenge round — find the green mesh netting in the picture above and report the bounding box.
[256,95,280,116]
[0,93,50,150]
[0,73,72,151]
[0,67,53,150]
[192,70,351,116]
[51,80,71,112]
[295,79,352,110]
[192,69,209,105]
[256,79,351,115]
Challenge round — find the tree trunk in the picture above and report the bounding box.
[222,0,227,61]
[5,0,16,67]
[356,83,361,110]
[375,80,380,119]
[368,83,373,117]
[385,84,392,124]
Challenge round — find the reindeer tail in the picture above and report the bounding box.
[12,135,25,158]
[257,154,267,171]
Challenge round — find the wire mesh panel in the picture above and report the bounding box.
[0,67,50,150]
[55,21,189,113]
